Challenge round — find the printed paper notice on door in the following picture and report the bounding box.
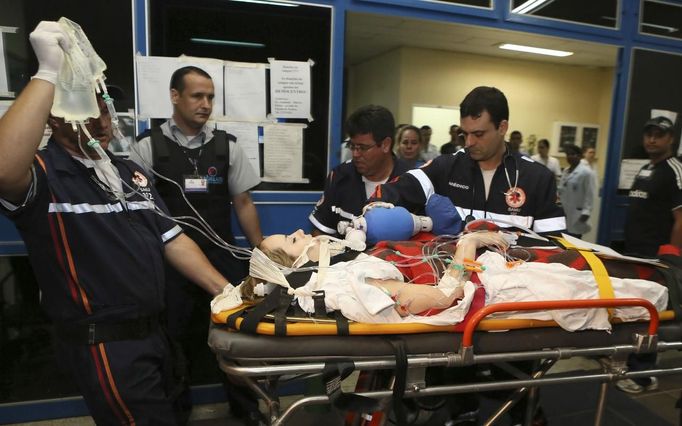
[268,59,313,121]
[262,123,308,183]
[224,62,267,121]
[215,121,260,176]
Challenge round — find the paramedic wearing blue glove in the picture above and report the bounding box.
[369,86,566,237]
[368,86,562,425]
[309,105,409,236]
[0,22,229,425]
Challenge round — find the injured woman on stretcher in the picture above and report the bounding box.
[211,222,669,332]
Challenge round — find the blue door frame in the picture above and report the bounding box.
[3,0,682,421]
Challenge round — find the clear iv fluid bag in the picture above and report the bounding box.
[60,18,107,81]
[51,17,108,122]
[52,79,99,122]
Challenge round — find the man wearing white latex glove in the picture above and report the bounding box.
[29,21,70,85]
[0,21,232,425]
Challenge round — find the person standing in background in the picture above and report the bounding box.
[509,130,529,156]
[557,144,594,238]
[397,125,425,168]
[129,65,264,424]
[531,138,562,179]
[440,124,465,155]
[581,145,599,195]
[624,116,682,257]
[617,116,682,395]
[419,125,440,161]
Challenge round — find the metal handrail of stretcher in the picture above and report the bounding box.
[216,298,682,426]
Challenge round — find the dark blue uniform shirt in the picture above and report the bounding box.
[309,157,410,235]
[1,140,182,324]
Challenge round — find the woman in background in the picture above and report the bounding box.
[396,125,425,169]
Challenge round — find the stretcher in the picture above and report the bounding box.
[209,298,682,426]
[209,234,682,425]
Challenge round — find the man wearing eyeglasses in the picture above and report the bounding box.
[309,105,409,236]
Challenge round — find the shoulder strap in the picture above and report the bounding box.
[212,130,235,160]
[151,127,169,160]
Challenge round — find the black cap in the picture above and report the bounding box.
[644,116,674,133]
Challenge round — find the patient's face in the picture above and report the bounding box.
[260,229,317,261]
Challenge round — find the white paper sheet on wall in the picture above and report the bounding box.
[223,62,267,122]
[136,55,225,119]
[618,159,649,190]
[0,26,18,97]
[262,123,308,183]
[215,121,261,176]
[268,58,313,121]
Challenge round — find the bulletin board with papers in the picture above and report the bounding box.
[146,0,331,191]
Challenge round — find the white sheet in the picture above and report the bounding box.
[477,251,669,331]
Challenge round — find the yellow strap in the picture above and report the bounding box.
[555,237,615,317]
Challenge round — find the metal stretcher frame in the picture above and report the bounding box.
[208,299,682,426]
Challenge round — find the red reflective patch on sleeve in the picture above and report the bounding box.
[658,244,681,257]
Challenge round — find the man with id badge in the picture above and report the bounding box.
[624,115,682,258]
[130,66,263,421]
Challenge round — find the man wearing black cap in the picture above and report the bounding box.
[617,116,682,395]
[624,116,682,258]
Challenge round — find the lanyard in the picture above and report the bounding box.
[172,127,206,175]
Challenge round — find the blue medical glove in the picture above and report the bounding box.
[425,194,463,236]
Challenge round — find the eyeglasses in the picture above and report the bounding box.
[348,143,378,153]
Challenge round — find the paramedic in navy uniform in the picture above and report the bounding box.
[0,22,230,425]
[368,86,563,425]
[309,104,409,236]
[369,86,565,236]
[624,116,682,258]
[129,65,263,422]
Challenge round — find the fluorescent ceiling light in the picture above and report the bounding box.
[229,0,298,7]
[191,38,266,48]
[499,43,573,57]
[512,0,553,14]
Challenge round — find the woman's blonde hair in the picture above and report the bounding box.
[240,248,296,300]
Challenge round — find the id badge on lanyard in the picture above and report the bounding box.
[183,174,208,193]
[183,157,208,193]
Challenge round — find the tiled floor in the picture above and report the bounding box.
[8,352,682,426]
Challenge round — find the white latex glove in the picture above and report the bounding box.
[29,21,70,85]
